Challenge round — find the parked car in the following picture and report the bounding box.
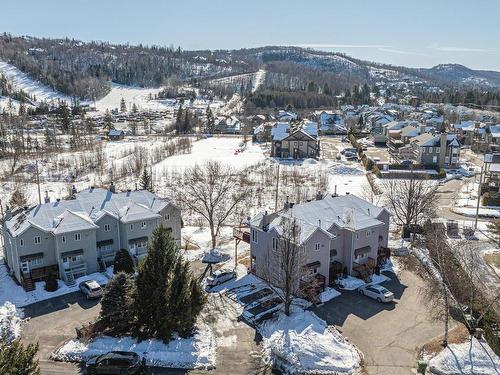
[86,351,145,374]
[358,284,394,302]
[79,280,103,299]
[206,269,236,287]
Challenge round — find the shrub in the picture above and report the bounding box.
[365,158,375,171]
[44,273,58,292]
[113,249,135,274]
[372,165,381,178]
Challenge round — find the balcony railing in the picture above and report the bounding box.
[61,259,87,272]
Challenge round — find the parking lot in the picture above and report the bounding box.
[314,269,443,375]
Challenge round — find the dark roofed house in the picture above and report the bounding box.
[108,129,125,141]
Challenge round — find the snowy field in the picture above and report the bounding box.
[0,60,74,104]
[52,324,216,370]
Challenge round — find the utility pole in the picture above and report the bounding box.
[274,163,280,211]
[35,160,42,205]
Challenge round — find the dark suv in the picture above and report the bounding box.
[86,351,145,374]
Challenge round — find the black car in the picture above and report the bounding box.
[86,351,145,374]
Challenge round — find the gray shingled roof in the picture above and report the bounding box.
[6,188,171,237]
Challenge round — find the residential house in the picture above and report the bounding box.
[317,111,347,135]
[409,132,461,168]
[249,194,390,291]
[108,129,126,141]
[270,121,319,159]
[2,186,181,290]
[214,116,242,134]
[277,110,298,122]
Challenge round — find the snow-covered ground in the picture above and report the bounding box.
[52,324,216,370]
[0,301,23,344]
[427,337,500,375]
[0,61,74,104]
[260,309,361,374]
[0,262,109,308]
[94,83,165,113]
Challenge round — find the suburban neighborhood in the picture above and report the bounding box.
[0,3,499,375]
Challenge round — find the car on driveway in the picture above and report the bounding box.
[358,284,394,303]
[206,269,236,287]
[86,351,145,374]
[79,280,103,300]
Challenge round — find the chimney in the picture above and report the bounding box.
[71,185,77,196]
[284,196,291,210]
[318,219,321,228]
[316,191,323,200]
[109,181,116,193]
[333,185,338,197]
[56,198,60,203]
[419,124,426,134]
[135,183,138,191]
[44,191,50,203]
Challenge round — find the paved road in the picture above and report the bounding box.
[314,269,443,375]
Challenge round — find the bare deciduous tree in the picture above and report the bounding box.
[173,161,249,249]
[383,173,438,241]
[262,217,305,316]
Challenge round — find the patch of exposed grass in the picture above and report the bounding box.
[484,253,500,268]
[421,324,470,356]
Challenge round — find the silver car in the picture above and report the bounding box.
[206,269,236,287]
[79,280,103,299]
[358,284,394,303]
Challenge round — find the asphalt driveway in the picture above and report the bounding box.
[314,269,443,375]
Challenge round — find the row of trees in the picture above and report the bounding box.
[99,227,206,341]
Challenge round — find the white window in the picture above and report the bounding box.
[314,243,320,251]
[19,239,24,247]
[29,258,43,267]
[34,236,41,244]
[436,147,440,154]
[366,231,371,237]
[74,233,81,241]
[272,237,278,251]
[251,229,258,243]
[104,224,111,232]
[141,222,147,229]
[62,236,66,243]
[130,224,134,231]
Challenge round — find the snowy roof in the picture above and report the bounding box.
[108,129,125,136]
[7,188,172,236]
[411,133,460,147]
[489,125,500,138]
[271,122,290,141]
[251,194,387,241]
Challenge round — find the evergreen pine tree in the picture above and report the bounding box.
[176,105,184,135]
[139,168,152,191]
[131,103,138,113]
[103,110,114,132]
[120,98,127,112]
[134,227,179,341]
[113,249,135,274]
[205,106,215,134]
[99,272,135,336]
[0,341,40,375]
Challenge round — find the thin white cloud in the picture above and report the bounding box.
[433,46,495,53]
[293,43,391,49]
[378,48,427,56]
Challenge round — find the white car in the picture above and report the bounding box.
[79,280,103,299]
[358,284,394,303]
[206,269,236,287]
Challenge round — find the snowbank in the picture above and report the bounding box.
[320,287,341,303]
[259,309,361,374]
[451,207,500,218]
[335,276,366,291]
[428,337,500,375]
[52,324,216,370]
[0,302,23,344]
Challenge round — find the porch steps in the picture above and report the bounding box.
[64,271,76,286]
[23,278,35,291]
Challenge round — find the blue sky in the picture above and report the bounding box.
[2,0,499,70]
